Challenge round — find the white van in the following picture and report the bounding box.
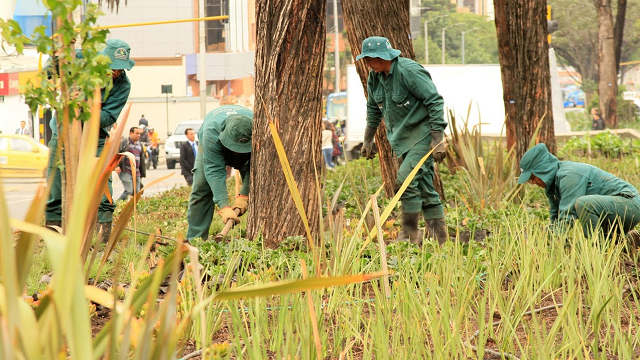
[164,119,203,169]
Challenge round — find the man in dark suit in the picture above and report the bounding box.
[179,127,197,185]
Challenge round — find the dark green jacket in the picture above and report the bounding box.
[521,143,639,225]
[198,105,253,208]
[50,71,131,141]
[365,57,446,156]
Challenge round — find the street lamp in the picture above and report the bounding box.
[461,28,478,65]
[424,14,447,64]
[441,22,464,64]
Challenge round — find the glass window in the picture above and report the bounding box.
[0,138,7,151]
[11,138,34,152]
[206,0,229,51]
[174,122,203,135]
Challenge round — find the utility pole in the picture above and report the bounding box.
[424,14,447,64]
[199,0,207,118]
[461,28,478,64]
[441,23,464,64]
[333,0,340,92]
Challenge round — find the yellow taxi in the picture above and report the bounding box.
[0,134,49,178]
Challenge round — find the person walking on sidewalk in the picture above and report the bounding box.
[115,127,143,200]
[179,127,197,186]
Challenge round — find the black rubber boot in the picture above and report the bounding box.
[426,217,448,245]
[44,220,63,233]
[97,222,113,244]
[397,212,423,244]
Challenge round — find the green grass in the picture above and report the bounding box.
[21,147,640,358]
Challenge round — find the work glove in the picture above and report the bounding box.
[232,195,249,216]
[361,126,378,160]
[218,206,240,225]
[430,130,447,163]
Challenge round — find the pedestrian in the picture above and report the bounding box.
[115,127,143,200]
[139,114,148,127]
[179,127,197,186]
[45,38,134,243]
[329,121,343,166]
[186,105,253,241]
[518,143,640,242]
[357,36,448,244]
[322,121,335,170]
[15,120,31,136]
[591,107,605,131]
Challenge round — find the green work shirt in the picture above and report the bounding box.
[50,71,131,141]
[198,105,253,209]
[366,57,446,156]
[523,144,639,227]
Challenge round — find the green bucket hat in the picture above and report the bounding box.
[220,115,253,153]
[355,36,401,61]
[517,143,554,184]
[101,39,135,71]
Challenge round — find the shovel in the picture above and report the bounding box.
[214,208,241,241]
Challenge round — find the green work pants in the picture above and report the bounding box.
[45,135,114,223]
[186,146,216,240]
[396,136,444,219]
[574,194,640,237]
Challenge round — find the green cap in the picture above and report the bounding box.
[356,36,401,61]
[220,115,253,153]
[100,39,135,70]
[517,143,549,184]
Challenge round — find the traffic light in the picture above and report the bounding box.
[546,5,558,43]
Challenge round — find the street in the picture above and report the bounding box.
[3,164,186,221]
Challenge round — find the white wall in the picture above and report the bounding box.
[97,0,195,58]
[126,62,187,97]
[424,64,506,134]
[0,95,31,135]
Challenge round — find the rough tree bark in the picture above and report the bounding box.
[494,0,556,160]
[596,0,619,128]
[613,0,627,75]
[247,0,325,248]
[341,0,445,201]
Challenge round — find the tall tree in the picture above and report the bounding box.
[494,0,556,160]
[247,0,326,248]
[595,0,619,128]
[340,0,445,200]
[549,0,638,105]
[614,0,627,74]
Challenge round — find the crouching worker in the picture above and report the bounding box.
[518,143,640,242]
[186,105,253,241]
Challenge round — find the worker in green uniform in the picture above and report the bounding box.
[518,143,640,241]
[45,39,134,242]
[357,36,448,244]
[186,105,253,241]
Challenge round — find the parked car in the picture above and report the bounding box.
[0,134,49,178]
[164,119,203,169]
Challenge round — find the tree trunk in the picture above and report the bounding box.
[341,0,445,201]
[247,0,326,248]
[596,0,619,128]
[613,0,627,75]
[494,0,556,160]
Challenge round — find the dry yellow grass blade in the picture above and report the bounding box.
[365,141,442,242]
[268,121,315,250]
[301,259,322,360]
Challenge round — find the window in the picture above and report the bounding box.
[11,138,34,152]
[206,0,229,51]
